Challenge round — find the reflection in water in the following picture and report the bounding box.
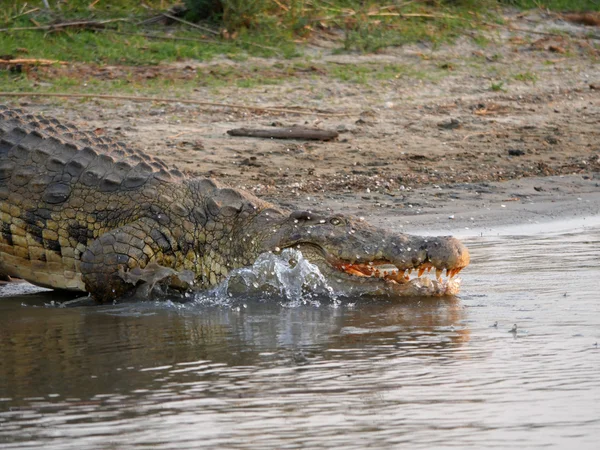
[0,227,599,449]
[0,293,466,403]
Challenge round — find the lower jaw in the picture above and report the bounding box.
[330,275,462,297]
[388,276,461,297]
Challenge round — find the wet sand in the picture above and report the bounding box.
[290,174,600,236]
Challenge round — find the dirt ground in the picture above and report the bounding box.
[6,10,600,232]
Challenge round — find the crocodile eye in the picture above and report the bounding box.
[330,218,342,226]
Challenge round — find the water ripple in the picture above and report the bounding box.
[1,227,599,448]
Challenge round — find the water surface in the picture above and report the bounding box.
[1,225,599,449]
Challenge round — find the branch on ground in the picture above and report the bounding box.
[227,127,339,141]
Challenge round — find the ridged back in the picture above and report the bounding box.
[0,106,185,201]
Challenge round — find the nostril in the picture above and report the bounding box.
[290,211,311,221]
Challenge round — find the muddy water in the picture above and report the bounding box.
[1,225,599,449]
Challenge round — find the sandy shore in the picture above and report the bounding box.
[286,174,600,237]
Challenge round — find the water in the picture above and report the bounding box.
[1,225,599,449]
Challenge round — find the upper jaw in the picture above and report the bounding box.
[285,239,469,286]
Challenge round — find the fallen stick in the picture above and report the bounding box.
[7,7,40,23]
[0,18,128,33]
[110,27,281,54]
[561,12,600,27]
[0,58,66,65]
[227,127,339,141]
[0,92,351,117]
[462,131,494,142]
[84,27,280,55]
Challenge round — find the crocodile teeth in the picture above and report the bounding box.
[449,267,463,278]
[337,260,463,284]
[346,267,369,277]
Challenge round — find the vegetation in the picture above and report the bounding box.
[0,1,597,96]
[2,1,598,65]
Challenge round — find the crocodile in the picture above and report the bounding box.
[0,106,470,302]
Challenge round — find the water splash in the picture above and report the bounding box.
[211,248,337,305]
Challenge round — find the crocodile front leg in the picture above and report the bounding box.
[80,217,181,302]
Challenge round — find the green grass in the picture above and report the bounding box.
[0,0,597,98]
[3,1,596,67]
[328,63,433,84]
[0,1,500,65]
[513,71,538,83]
[0,1,297,64]
[490,80,507,92]
[0,28,244,65]
[2,1,167,18]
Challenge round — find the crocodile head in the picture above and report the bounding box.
[249,209,470,296]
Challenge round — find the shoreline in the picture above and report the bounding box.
[276,174,600,237]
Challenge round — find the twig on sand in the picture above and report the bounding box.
[561,12,600,27]
[0,58,66,65]
[227,127,339,141]
[462,131,494,142]
[167,131,191,139]
[388,13,459,19]
[0,92,351,117]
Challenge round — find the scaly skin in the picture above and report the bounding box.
[0,106,469,301]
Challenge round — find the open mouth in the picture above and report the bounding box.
[333,260,465,284]
[284,243,466,286]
